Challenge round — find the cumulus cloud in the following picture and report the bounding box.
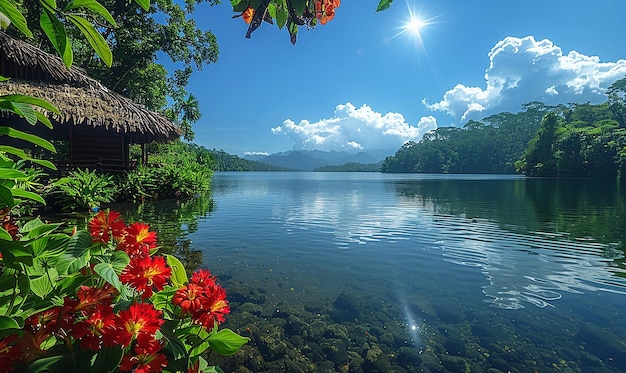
[272,103,435,152]
[244,151,270,156]
[426,36,626,123]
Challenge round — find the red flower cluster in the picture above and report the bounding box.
[0,210,234,372]
[315,0,340,24]
[172,269,230,328]
[89,211,158,258]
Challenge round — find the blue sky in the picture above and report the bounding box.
[183,0,626,157]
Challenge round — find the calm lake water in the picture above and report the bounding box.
[156,172,626,372]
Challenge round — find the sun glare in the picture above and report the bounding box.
[404,15,425,37]
[386,1,438,48]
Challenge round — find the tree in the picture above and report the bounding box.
[14,0,219,134]
[607,75,626,127]
[171,93,201,142]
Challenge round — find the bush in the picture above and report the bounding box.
[51,168,119,211]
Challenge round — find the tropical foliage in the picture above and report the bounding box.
[119,142,214,202]
[232,0,392,44]
[383,79,626,178]
[382,102,549,173]
[0,210,248,372]
[0,0,247,371]
[209,149,291,171]
[52,168,118,211]
[11,0,219,141]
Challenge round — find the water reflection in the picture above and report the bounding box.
[270,174,626,309]
[111,192,215,274]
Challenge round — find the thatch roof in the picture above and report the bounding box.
[0,31,182,143]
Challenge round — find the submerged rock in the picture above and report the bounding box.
[328,291,364,323]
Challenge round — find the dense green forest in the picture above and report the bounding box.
[314,162,382,172]
[209,149,292,171]
[382,76,626,177]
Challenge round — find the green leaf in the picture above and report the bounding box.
[35,111,53,129]
[291,0,306,16]
[207,329,249,356]
[376,0,394,12]
[165,254,188,287]
[25,354,65,373]
[0,0,32,37]
[0,315,24,331]
[231,0,249,12]
[0,185,15,208]
[30,234,69,257]
[30,268,58,299]
[159,320,188,360]
[275,0,287,29]
[56,231,92,275]
[0,94,59,114]
[0,166,26,179]
[21,218,60,237]
[66,14,112,67]
[151,286,176,311]
[0,145,56,169]
[0,240,34,267]
[40,8,73,67]
[204,366,225,373]
[110,250,130,273]
[93,262,123,292]
[0,127,55,152]
[11,189,46,205]
[65,0,117,27]
[0,227,12,241]
[0,75,9,82]
[12,102,37,124]
[90,346,123,373]
[133,0,149,12]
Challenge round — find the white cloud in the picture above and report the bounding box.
[244,151,270,156]
[272,103,434,152]
[426,36,626,123]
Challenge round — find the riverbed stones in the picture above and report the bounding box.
[328,290,364,322]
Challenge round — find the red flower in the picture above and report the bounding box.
[72,304,117,350]
[172,283,208,316]
[89,210,125,244]
[120,255,171,299]
[194,284,230,328]
[16,328,51,363]
[190,269,216,288]
[315,0,340,24]
[173,269,230,328]
[0,335,21,372]
[111,303,164,348]
[118,223,157,258]
[75,284,118,314]
[120,339,167,373]
[242,6,254,24]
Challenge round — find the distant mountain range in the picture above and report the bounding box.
[243,149,392,171]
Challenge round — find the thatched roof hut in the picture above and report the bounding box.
[0,30,182,171]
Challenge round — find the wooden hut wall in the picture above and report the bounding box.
[69,124,129,172]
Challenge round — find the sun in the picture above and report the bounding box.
[404,15,426,37]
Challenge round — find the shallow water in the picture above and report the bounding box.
[151,172,626,371]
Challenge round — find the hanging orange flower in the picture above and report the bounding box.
[315,0,341,25]
[242,6,255,24]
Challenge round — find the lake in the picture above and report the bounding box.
[156,172,626,372]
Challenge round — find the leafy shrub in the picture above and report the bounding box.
[52,168,119,211]
[120,142,213,201]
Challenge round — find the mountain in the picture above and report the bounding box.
[243,150,391,171]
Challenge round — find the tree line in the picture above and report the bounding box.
[382,76,626,178]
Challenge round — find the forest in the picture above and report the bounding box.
[382,76,626,178]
